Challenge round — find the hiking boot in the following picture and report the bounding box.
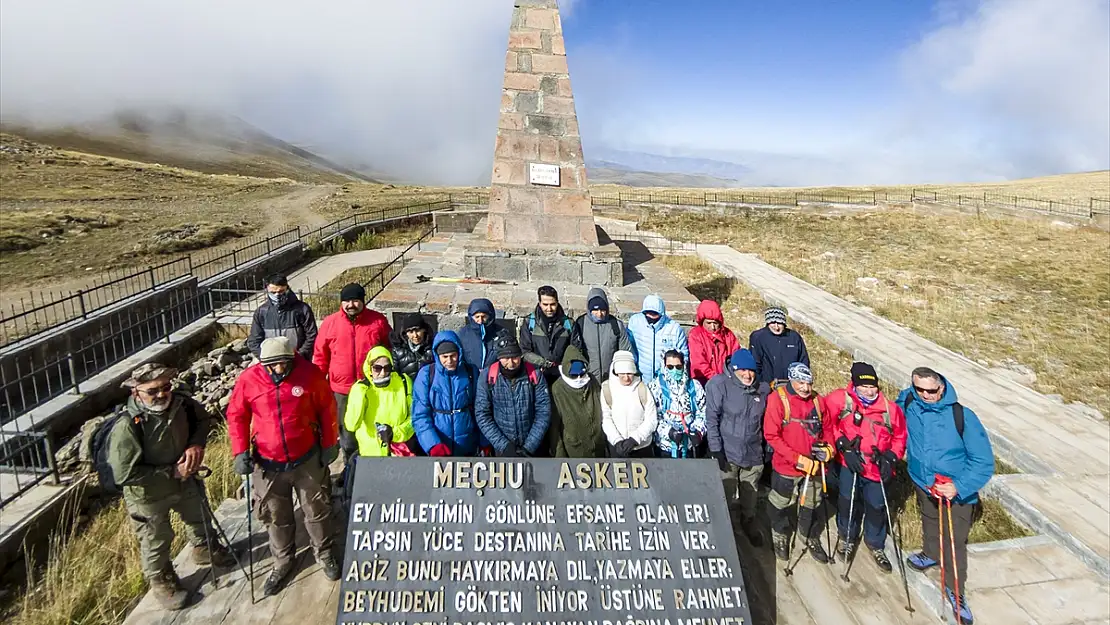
[870,547,893,573]
[906,551,939,571]
[150,568,189,611]
[741,517,765,548]
[263,562,294,597]
[806,538,831,564]
[193,542,236,568]
[318,550,341,581]
[772,533,790,561]
[946,588,974,624]
[836,537,855,561]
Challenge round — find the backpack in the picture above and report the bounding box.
[839,392,893,433]
[528,314,573,336]
[772,383,824,431]
[902,394,964,437]
[487,362,541,386]
[88,396,199,495]
[602,380,650,408]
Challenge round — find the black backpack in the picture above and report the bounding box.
[89,398,199,495]
[902,395,964,437]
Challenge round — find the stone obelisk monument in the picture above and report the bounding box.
[466,0,622,286]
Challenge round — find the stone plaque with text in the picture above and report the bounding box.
[337,457,752,624]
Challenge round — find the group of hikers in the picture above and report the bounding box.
[107,273,993,624]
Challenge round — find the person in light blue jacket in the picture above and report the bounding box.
[899,367,993,625]
[626,295,689,385]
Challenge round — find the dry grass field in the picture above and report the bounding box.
[647,209,1110,418]
[308,181,485,219]
[661,255,1030,549]
[593,170,1110,205]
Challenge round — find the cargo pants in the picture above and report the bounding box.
[721,463,763,523]
[768,470,824,541]
[252,456,334,570]
[125,479,213,579]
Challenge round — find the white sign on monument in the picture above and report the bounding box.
[528,162,560,186]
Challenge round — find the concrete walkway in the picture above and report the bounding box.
[699,244,1110,623]
[287,246,407,293]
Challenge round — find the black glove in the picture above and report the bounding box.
[233,452,254,476]
[873,448,898,482]
[499,441,520,458]
[613,438,637,458]
[376,423,394,446]
[321,444,339,467]
[713,451,729,472]
[668,428,685,443]
[838,436,864,474]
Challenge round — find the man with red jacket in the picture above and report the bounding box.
[763,362,836,564]
[312,283,392,460]
[688,300,740,386]
[227,337,340,597]
[830,362,907,573]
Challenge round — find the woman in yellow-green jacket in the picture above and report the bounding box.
[344,345,418,457]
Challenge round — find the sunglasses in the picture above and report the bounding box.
[566,372,587,379]
[913,385,942,395]
[665,364,684,370]
[371,364,393,373]
[138,383,173,396]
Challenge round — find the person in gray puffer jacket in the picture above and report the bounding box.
[571,287,634,383]
[706,348,770,546]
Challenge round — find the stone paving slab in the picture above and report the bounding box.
[373,232,700,324]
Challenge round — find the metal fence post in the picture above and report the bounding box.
[77,289,87,319]
[67,332,80,394]
[161,309,171,344]
[232,249,238,270]
[148,266,157,291]
[44,433,61,485]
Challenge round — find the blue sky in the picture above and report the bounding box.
[1,0,1107,186]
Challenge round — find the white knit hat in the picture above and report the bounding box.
[260,337,295,364]
[612,350,637,375]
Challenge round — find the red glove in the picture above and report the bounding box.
[478,446,494,457]
[389,442,415,457]
[930,474,955,500]
[429,444,451,457]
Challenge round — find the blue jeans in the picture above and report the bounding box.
[837,469,888,550]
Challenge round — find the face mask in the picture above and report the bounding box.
[267,292,280,304]
[372,376,391,387]
[563,374,589,389]
[267,366,291,385]
[665,368,685,383]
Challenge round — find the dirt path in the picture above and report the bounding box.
[0,184,339,320]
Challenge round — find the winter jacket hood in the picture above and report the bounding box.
[585,287,610,319]
[458,299,503,372]
[897,375,994,504]
[689,300,740,386]
[411,331,481,455]
[572,291,633,381]
[548,345,605,458]
[627,295,689,385]
[706,373,769,467]
[226,355,338,463]
[344,346,415,457]
[828,385,907,482]
[600,361,658,450]
[313,307,392,394]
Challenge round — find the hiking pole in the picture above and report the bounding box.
[877,474,914,613]
[820,462,834,566]
[936,492,947,617]
[783,471,812,577]
[840,471,859,582]
[192,470,252,595]
[245,473,256,605]
[195,477,221,590]
[946,497,963,624]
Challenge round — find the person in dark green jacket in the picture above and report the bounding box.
[108,363,233,610]
[547,345,606,458]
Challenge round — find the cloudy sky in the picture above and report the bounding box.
[1,0,1107,186]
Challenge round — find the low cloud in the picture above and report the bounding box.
[0,0,513,185]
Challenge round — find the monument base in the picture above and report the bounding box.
[463,240,624,287]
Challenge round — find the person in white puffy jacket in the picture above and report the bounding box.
[601,351,658,458]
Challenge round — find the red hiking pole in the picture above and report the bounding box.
[934,489,947,616]
[946,497,963,624]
